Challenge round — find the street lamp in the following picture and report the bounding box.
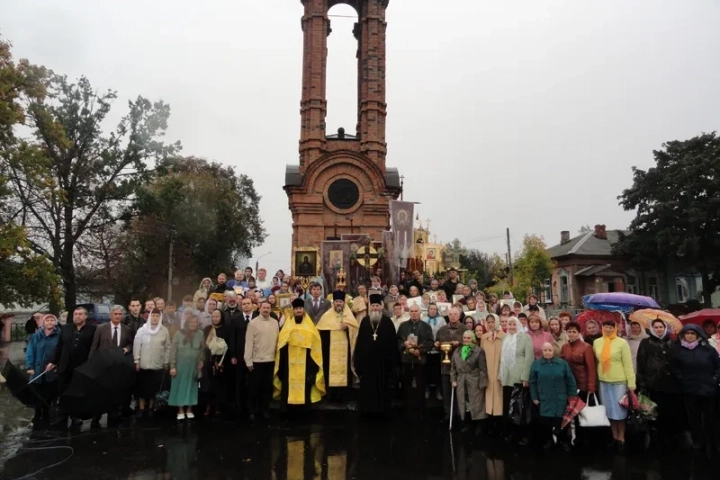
[255,252,272,274]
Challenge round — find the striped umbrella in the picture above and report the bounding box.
[629,309,682,334]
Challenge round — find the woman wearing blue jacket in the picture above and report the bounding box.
[25,314,61,423]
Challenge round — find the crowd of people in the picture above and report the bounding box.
[21,266,720,457]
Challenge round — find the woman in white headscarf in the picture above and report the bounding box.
[133,308,171,417]
[194,277,214,304]
[499,316,534,446]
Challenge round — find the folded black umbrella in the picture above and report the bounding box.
[59,348,136,419]
[1,360,47,408]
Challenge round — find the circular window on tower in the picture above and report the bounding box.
[324,177,361,213]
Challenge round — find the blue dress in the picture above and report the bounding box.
[169,330,205,407]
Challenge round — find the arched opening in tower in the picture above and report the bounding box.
[326,4,358,137]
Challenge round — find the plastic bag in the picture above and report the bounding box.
[637,393,658,421]
[508,385,533,426]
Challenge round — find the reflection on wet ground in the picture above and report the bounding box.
[0,339,716,480]
[0,407,716,480]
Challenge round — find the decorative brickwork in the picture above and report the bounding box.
[285,0,401,253]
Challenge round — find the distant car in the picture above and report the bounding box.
[69,303,124,325]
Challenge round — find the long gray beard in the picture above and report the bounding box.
[369,311,382,322]
[334,306,344,313]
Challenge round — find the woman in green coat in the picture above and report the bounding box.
[169,315,205,420]
[499,317,534,445]
[451,330,489,434]
[530,342,578,450]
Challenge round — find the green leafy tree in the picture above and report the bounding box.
[617,132,720,305]
[512,234,554,301]
[460,249,506,289]
[105,156,266,303]
[3,69,179,310]
[0,38,60,308]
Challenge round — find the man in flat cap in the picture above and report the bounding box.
[353,293,398,415]
[316,290,359,401]
[273,298,325,411]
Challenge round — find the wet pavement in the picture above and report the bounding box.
[0,341,716,480]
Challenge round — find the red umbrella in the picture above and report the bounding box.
[574,310,626,336]
[679,309,720,327]
[561,396,587,429]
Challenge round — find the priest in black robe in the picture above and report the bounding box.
[273,298,325,413]
[353,294,398,415]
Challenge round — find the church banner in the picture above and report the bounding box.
[389,200,414,268]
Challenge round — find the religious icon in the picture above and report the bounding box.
[276,294,292,309]
[407,296,422,308]
[437,302,451,317]
[452,295,464,305]
[329,250,343,269]
[293,249,318,277]
[426,248,436,260]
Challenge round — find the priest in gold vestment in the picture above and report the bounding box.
[316,290,359,401]
[273,298,325,408]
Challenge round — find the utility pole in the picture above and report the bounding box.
[506,227,513,285]
[400,175,405,200]
[167,229,174,302]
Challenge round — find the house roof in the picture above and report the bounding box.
[547,230,627,259]
[574,265,626,277]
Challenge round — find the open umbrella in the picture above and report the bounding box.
[59,348,135,419]
[0,360,47,407]
[574,310,626,336]
[561,396,587,429]
[629,309,682,334]
[679,309,720,327]
[584,292,660,310]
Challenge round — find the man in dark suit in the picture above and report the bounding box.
[90,306,134,357]
[305,282,330,325]
[224,292,250,418]
[47,307,97,429]
[89,305,134,427]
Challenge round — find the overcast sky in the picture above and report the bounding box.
[2,0,719,272]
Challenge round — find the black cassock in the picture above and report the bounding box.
[353,315,398,414]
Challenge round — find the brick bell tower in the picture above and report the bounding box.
[284,0,402,250]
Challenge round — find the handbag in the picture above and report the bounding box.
[154,369,170,410]
[508,385,533,426]
[578,393,610,427]
[625,392,648,435]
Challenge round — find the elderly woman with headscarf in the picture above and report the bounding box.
[169,315,205,421]
[530,342,578,451]
[499,317,534,446]
[194,277,213,304]
[670,324,720,455]
[626,320,648,373]
[481,313,505,435]
[593,320,636,452]
[636,318,681,448]
[451,330,489,434]
[133,308,171,418]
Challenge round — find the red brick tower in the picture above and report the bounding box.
[284,0,402,249]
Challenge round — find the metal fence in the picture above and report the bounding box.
[546,308,584,319]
